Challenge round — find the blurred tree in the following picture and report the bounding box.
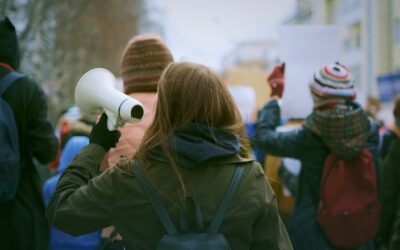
[0,0,144,122]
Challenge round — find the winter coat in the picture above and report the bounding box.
[378,138,400,248]
[47,123,293,250]
[0,67,58,250]
[0,18,58,250]
[0,71,57,248]
[254,100,379,250]
[103,92,157,170]
[43,136,101,250]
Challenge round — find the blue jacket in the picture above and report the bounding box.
[43,136,101,250]
[255,100,380,250]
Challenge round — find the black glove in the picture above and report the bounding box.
[89,113,121,151]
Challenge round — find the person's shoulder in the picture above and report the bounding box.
[246,160,264,175]
[11,73,45,94]
[98,157,135,192]
[111,157,135,177]
[241,160,275,202]
[294,124,324,146]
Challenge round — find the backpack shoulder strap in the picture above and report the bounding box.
[0,72,24,96]
[207,163,246,233]
[131,161,178,235]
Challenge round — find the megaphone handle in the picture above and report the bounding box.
[104,109,118,131]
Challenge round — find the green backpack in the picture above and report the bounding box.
[132,162,245,250]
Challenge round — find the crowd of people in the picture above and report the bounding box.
[1,15,400,250]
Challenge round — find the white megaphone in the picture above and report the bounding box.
[75,68,144,130]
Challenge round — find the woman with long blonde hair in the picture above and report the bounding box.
[47,62,292,250]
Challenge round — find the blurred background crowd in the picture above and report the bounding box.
[1,0,400,249]
[1,0,399,126]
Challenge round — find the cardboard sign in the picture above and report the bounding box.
[280,25,340,118]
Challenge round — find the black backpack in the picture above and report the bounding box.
[0,71,24,201]
[132,162,245,250]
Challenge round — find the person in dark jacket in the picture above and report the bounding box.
[46,62,293,250]
[389,206,400,250]
[255,62,380,250]
[379,139,400,250]
[0,17,58,250]
[380,96,400,161]
[386,140,400,249]
[377,107,400,249]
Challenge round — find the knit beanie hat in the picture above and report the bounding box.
[309,62,356,109]
[0,17,20,70]
[120,34,173,94]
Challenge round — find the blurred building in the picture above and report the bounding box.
[286,0,400,105]
[222,41,279,111]
[222,41,279,71]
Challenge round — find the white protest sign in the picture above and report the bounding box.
[280,25,340,118]
[228,85,256,123]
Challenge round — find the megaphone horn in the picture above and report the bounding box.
[75,68,144,130]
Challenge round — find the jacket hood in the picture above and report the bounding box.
[0,17,20,70]
[57,136,89,173]
[149,123,241,169]
[304,102,371,159]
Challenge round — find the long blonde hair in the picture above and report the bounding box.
[135,62,249,196]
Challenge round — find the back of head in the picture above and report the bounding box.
[0,17,20,70]
[138,62,245,156]
[156,62,242,133]
[120,34,173,94]
[136,62,248,199]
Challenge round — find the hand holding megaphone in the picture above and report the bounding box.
[75,68,144,130]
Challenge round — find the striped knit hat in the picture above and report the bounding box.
[120,34,173,94]
[309,62,356,109]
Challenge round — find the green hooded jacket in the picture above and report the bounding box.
[46,143,292,250]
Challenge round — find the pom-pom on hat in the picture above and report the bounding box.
[310,62,356,109]
[120,34,173,94]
